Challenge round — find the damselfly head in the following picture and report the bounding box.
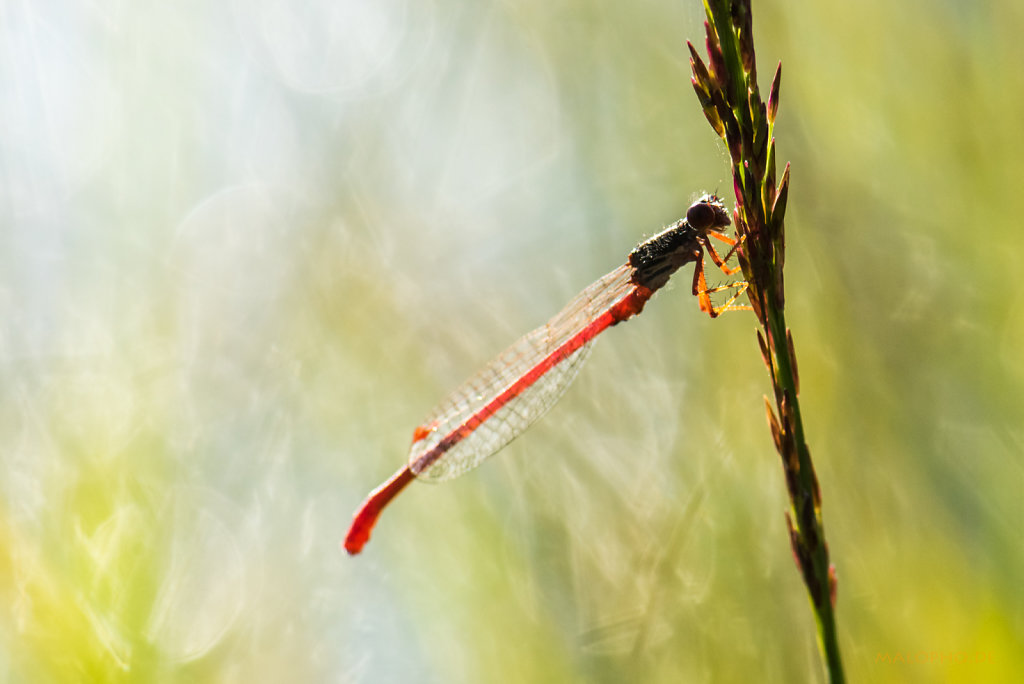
[686,194,731,233]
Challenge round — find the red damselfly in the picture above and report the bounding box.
[344,195,747,554]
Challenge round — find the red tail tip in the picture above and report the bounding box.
[343,509,375,555]
[344,466,415,557]
[343,530,367,555]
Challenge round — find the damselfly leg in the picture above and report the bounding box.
[693,233,751,318]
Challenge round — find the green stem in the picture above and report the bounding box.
[765,304,844,684]
[690,2,846,681]
[704,0,750,128]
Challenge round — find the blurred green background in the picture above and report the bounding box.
[1,1,1021,682]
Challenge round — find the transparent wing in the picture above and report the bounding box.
[410,264,638,482]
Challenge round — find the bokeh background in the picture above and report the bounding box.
[1,1,1021,682]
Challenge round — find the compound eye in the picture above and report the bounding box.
[686,200,716,230]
